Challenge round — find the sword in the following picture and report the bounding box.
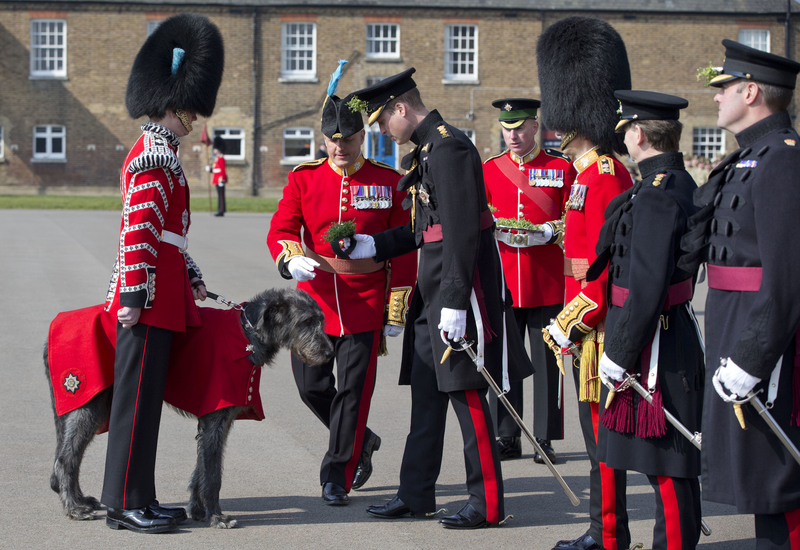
[443,337,581,507]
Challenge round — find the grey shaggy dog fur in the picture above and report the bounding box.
[45,288,333,529]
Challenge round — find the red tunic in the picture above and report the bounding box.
[211,155,227,185]
[483,144,574,308]
[104,123,201,332]
[267,155,417,336]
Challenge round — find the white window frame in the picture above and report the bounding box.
[692,127,726,162]
[366,23,400,59]
[30,19,67,79]
[457,128,476,145]
[213,127,245,161]
[32,124,66,162]
[739,29,770,53]
[444,24,478,82]
[147,20,164,37]
[281,23,317,80]
[282,127,314,164]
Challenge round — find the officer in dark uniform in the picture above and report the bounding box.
[590,90,704,550]
[680,40,800,550]
[345,68,532,529]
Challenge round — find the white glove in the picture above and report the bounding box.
[529,223,554,245]
[218,181,225,188]
[205,165,211,172]
[287,256,319,282]
[438,308,467,341]
[599,353,626,382]
[383,324,403,337]
[546,319,572,349]
[714,357,760,399]
[345,234,376,259]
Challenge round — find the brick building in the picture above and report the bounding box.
[0,0,796,195]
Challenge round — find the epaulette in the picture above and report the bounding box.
[544,148,571,162]
[367,158,401,174]
[483,150,509,164]
[292,158,327,172]
[784,138,797,147]
[597,155,615,175]
[437,124,451,139]
[128,135,181,176]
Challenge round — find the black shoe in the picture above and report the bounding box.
[497,436,522,461]
[534,439,557,464]
[352,432,382,490]
[366,496,416,519]
[553,532,602,550]
[214,212,224,217]
[322,482,349,506]
[106,507,177,533]
[148,500,187,524]
[439,503,491,530]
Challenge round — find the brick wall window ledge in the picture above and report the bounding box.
[278,77,320,84]
[226,159,248,166]
[29,75,69,81]
[279,159,305,167]
[442,79,480,86]
[365,57,404,64]
[31,158,67,163]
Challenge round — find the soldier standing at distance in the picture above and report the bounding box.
[593,91,704,550]
[680,40,800,550]
[483,98,573,463]
[267,62,416,506]
[207,136,227,217]
[539,17,633,550]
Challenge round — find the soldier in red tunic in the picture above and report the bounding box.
[483,98,574,464]
[538,17,633,550]
[208,136,227,216]
[101,14,224,533]
[267,62,417,505]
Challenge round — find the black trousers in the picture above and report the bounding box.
[648,475,701,550]
[572,362,630,550]
[101,322,172,510]
[216,184,226,214]
[755,509,800,550]
[397,306,504,522]
[291,330,379,491]
[489,303,564,441]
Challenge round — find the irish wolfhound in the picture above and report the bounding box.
[45,287,333,528]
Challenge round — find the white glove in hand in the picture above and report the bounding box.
[287,256,319,282]
[599,353,625,382]
[383,324,403,337]
[438,308,467,341]
[529,223,554,245]
[716,358,760,398]
[205,165,211,172]
[218,181,225,188]
[345,234,376,259]
[546,320,572,349]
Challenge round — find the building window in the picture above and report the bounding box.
[213,127,245,161]
[444,25,478,81]
[693,127,726,161]
[457,128,476,145]
[739,29,769,53]
[33,125,66,161]
[147,20,164,37]
[0,126,4,160]
[366,23,400,59]
[283,127,314,162]
[30,20,67,78]
[281,23,316,80]
[365,76,384,87]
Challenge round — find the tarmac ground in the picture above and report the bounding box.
[0,209,755,549]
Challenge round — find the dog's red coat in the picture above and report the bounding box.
[48,305,264,432]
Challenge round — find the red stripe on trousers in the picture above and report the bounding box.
[787,508,800,550]
[342,331,380,492]
[592,398,619,550]
[658,476,683,550]
[465,389,500,523]
[123,325,149,509]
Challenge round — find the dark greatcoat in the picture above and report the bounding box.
[594,152,704,479]
[373,110,532,393]
[683,111,800,515]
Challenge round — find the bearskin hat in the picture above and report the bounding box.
[126,13,224,119]
[320,60,364,139]
[212,135,227,154]
[536,17,631,155]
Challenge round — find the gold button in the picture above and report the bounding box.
[247,395,252,401]
[343,189,349,195]
[342,198,348,203]
[341,206,348,211]
[343,181,350,186]
[249,387,253,393]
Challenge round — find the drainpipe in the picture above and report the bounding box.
[251,9,261,196]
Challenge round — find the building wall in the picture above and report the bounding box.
[0,3,794,193]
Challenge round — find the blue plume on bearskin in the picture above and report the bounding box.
[126,13,225,119]
[327,59,348,97]
[536,16,631,155]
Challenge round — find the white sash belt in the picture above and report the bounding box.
[162,230,188,252]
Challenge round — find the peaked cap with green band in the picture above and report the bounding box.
[492,98,540,129]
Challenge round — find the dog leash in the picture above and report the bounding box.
[206,291,255,331]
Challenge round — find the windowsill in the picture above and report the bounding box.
[442,79,480,86]
[29,75,69,81]
[31,158,67,163]
[364,57,404,63]
[278,77,319,84]
[225,158,247,165]
[280,158,313,167]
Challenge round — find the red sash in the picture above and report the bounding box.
[496,153,562,220]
